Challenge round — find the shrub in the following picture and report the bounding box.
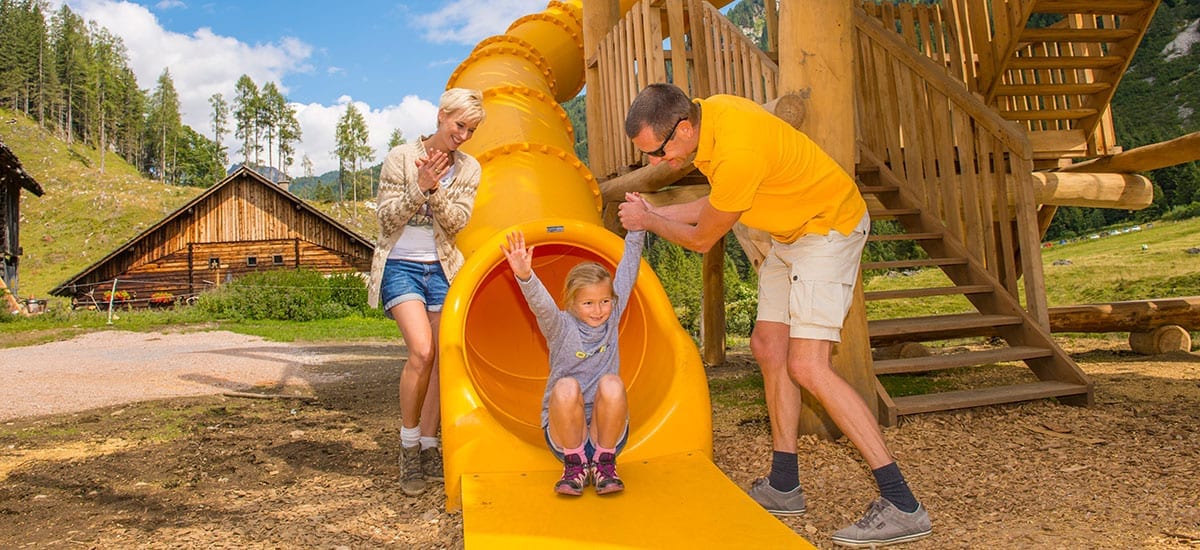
[1161,201,1200,221]
[194,269,367,321]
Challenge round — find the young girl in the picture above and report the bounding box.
[500,228,645,496]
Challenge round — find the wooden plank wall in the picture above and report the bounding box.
[61,173,372,305]
[592,0,780,179]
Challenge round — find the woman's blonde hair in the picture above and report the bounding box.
[440,88,486,124]
[562,261,614,305]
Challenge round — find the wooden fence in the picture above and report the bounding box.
[592,0,779,179]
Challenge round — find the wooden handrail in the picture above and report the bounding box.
[854,5,1050,326]
[855,11,1031,158]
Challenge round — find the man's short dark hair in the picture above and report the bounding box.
[625,83,697,140]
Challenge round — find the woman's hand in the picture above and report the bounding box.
[500,231,534,281]
[415,148,451,193]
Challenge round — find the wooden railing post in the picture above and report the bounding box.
[782,0,877,437]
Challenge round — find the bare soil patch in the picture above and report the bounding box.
[0,332,1197,548]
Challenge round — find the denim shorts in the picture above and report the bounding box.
[544,422,629,463]
[756,213,870,342]
[380,259,449,316]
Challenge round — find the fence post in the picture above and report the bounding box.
[106,278,119,325]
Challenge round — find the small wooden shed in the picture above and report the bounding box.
[51,166,373,308]
[1,140,45,308]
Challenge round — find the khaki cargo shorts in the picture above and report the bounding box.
[756,214,870,342]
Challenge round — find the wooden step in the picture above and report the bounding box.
[862,257,968,270]
[1008,56,1124,70]
[868,207,921,219]
[1000,108,1098,121]
[869,312,1022,342]
[1031,1,1155,16]
[891,381,1090,415]
[867,231,942,242]
[1020,27,1139,44]
[874,345,1053,375]
[865,284,993,301]
[857,184,898,195]
[993,82,1110,96]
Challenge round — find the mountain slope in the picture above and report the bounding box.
[2,108,202,298]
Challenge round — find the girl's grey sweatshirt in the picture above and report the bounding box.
[516,230,645,428]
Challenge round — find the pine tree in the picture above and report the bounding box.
[146,68,182,182]
[208,92,229,169]
[233,74,261,166]
[387,128,406,149]
[333,102,372,204]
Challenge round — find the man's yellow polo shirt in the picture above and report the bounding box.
[692,95,867,244]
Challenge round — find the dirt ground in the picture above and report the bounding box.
[1,330,1197,549]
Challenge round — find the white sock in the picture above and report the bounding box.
[400,426,421,448]
[419,436,439,450]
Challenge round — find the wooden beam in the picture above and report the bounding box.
[1049,297,1200,333]
[583,0,620,173]
[597,93,807,202]
[782,0,876,436]
[1056,132,1200,174]
[1027,172,1153,209]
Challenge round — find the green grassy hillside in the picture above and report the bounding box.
[2,108,202,298]
[863,217,1200,321]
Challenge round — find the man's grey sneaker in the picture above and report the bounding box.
[420,446,444,481]
[831,497,932,548]
[748,477,806,516]
[400,444,426,497]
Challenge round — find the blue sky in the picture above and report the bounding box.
[53,0,553,175]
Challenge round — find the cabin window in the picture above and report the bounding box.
[247,256,258,267]
[273,254,285,266]
[208,257,220,270]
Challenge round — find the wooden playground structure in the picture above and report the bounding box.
[580,0,1200,431]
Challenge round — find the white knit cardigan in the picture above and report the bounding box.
[366,140,482,309]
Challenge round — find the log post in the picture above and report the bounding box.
[1129,325,1192,355]
[781,0,877,437]
[583,0,619,174]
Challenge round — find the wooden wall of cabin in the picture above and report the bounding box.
[56,172,372,305]
[1,182,17,290]
[64,238,370,309]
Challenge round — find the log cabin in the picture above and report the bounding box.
[1,140,45,312]
[50,166,372,309]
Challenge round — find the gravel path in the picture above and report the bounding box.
[0,330,335,421]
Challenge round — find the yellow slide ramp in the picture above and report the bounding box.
[437,1,812,547]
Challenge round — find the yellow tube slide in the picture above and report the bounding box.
[436,1,811,547]
[439,0,711,512]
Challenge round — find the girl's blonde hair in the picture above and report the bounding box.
[563,261,614,305]
[440,88,486,124]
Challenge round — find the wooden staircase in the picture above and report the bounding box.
[854,9,1096,425]
[856,153,1092,425]
[985,0,1160,161]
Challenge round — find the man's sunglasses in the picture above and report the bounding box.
[644,117,687,158]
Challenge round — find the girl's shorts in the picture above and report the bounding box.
[544,421,629,463]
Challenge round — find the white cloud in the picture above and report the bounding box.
[414,0,548,44]
[48,0,546,178]
[290,95,438,176]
